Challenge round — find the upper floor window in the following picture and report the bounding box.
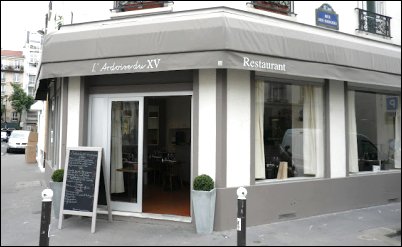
[14,60,22,68]
[249,1,294,16]
[13,73,20,83]
[12,112,18,121]
[356,1,391,37]
[29,75,36,85]
[363,1,385,15]
[1,59,7,70]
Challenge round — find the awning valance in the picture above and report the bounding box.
[35,8,401,99]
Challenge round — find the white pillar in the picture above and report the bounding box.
[198,69,217,181]
[66,77,81,147]
[329,80,347,178]
[226,69,250,187]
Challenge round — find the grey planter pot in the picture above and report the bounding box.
[191,188,216,234]
[49,181,63,219]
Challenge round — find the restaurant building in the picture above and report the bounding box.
[35,2,401,230]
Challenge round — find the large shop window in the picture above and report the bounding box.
[348,91,401,173]
[255,80,325,180]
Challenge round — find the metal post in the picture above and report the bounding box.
[237,187,247,246]
[39,189,53,246]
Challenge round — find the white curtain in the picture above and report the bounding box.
[255,80,266,179]
[348,91,359,173]
[395,96,401,169]
[128,102,138,161]
[111,102,125,193]
[303,85,324,177]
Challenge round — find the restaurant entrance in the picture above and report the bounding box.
[88,93,192,217]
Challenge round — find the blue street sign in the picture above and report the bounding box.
[386,96,398,112]
[316,4,339,30]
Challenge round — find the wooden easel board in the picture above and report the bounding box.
[58,146,111,233]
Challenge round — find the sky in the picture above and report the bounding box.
[1,1,113,51]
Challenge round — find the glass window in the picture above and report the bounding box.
[12,112,18,121]
[348,91,401,173]
[13,73,20,82]
[29,75,36,84]
[255,80,325,180]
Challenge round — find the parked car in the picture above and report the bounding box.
[356,134,390,171]
[1,131,8,142]
[6,130,31,153]
[6,128,15,138]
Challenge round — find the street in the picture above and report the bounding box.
[1,143,46,246]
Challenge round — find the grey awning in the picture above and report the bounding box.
[36,8,401,99]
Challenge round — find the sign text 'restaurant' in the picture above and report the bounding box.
[243,57,286,72]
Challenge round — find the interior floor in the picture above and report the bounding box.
[142,183,190,216]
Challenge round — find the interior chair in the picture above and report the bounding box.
[162,161,182,192]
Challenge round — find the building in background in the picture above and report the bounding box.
[1,50,24,129]
[35,1,401,231]
[22,31,43,131]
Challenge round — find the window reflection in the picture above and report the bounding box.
[255,81,324,180]
[348,91,401,172]
[110,101,139,203]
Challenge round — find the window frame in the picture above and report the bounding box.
[254,77,326,182]
[347,88,400,174]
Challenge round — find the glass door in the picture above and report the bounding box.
[109,97,143,212]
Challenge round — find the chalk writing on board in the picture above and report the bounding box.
[64,150,98,212]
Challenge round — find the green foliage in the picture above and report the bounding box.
[51,169,64,182]
[9,83,35,124]
[193,174,214,191]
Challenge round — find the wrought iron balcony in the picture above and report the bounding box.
[249,1,294,16]
[0,65,24,72]
[356,8,391,38]
[112,1,171,12]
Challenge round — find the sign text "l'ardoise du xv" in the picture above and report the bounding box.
[91,58,161,73]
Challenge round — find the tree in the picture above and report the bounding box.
[9,83,35,128]
[1,96,6,120]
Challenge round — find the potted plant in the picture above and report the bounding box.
[49,168,64,219]
[191,174,216,234]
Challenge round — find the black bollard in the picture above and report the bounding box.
[39,189,53,246]
[237,187,247,246]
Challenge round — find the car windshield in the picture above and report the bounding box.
[10,132,29,139]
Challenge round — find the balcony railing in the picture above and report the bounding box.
[356,8,391,38]
[1,65,24,72]
[249,1,294,16]
[112,1,171,12]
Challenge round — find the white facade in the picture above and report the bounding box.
[111,1,401,45]
[23,31,42,98]
[35,1,400,230]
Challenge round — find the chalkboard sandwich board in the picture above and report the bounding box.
[58,146,108,233]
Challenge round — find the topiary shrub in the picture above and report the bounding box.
[51,169,64,182]
[193,174,214,191]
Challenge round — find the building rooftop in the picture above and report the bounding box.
[1,50,24,58]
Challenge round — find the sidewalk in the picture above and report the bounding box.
[1,153,401,246]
